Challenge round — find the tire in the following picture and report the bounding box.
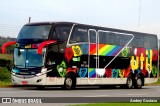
[126,75,133,89]
[134,76,143,89]
[63,75,76,90]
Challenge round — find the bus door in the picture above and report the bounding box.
[88,29,99,84]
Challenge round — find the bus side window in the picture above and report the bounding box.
[50,31,58,40]
[69,26,88,43]
[89,31,96,43]
[144,35,157,49]
[99,32,106,44]
[150,36,158,49]
[111,33,120,45]
[144,35,150,48]
[50,26,71,41]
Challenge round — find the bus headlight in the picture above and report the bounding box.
[41,68,47,74]
[36,68,47,76]
[36,73,41,76]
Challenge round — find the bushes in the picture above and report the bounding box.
[0,59,13,71]
[0,67,11,82]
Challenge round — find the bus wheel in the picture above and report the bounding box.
[126,75,133,89]
[63,75,75,90]
[134,76,143,89]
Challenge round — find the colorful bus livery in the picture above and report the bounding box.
[1,22,159,89]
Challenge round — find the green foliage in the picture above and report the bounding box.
[0,54,13,61]
[154,75,160,84]
[0,36,16,54]
[0,67,11,83]
[0,59,13,71]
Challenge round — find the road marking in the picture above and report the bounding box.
[0,90,71,94]
[83,95,109,97]
[126,93,147,96]
[0,90,58,94]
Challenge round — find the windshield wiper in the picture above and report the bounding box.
[26,66,43,68]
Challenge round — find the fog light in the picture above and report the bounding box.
[37,79,42,83]
[12,78,15,82]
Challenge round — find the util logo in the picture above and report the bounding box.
[131,50,152,70]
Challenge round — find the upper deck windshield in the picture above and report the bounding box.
[17,25,52,40]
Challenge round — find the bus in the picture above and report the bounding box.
[1,22,159,89]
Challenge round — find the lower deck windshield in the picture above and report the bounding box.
[14,48,46,68]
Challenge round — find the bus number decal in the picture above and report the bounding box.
[25,44,31,48]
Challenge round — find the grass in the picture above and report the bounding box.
[0,67,12,87]
[154,76,160,84]
[0,81,12,87]
[70,103,160,106]
[0,53,13,61]
[145,75,160,86]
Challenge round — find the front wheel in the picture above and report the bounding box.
[63,75,75,90]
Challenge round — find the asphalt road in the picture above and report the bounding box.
[0,86,160,106]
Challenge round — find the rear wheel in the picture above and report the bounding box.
[63,75,76,90]
[134,76,143,89]
[126,75,133,89]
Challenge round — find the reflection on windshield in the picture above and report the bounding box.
[26,49,45,67]
[14,48,46,68]
[14,49,26,68]
[18,25,52,39]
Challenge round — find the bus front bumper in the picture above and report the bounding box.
[11,74,46,85]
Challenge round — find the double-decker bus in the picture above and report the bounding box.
[2,22,159,89]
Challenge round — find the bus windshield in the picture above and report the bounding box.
[17,25,52,39]
[14,48,46,68]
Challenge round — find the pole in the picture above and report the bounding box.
[28,17,31,23]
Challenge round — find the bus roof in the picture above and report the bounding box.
[24,21,157,37]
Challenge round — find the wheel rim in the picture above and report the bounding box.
[127,78,132,88]
[65,78,72,89]
[137,78,142,88]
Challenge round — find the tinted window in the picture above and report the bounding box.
[89,30,96,43]
[51,25,72,41]
[69,26,88,43]
[144,35,157,49]
[99,31,132,46]
[127,34,157,49]
[132,35,144,47]
[18,25,52,39]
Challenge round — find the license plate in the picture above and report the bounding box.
[22,81,28,85]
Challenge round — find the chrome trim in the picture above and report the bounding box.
[67,24,76,47]
[97,30,134,69]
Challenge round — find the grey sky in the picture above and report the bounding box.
[0,0,160,38]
